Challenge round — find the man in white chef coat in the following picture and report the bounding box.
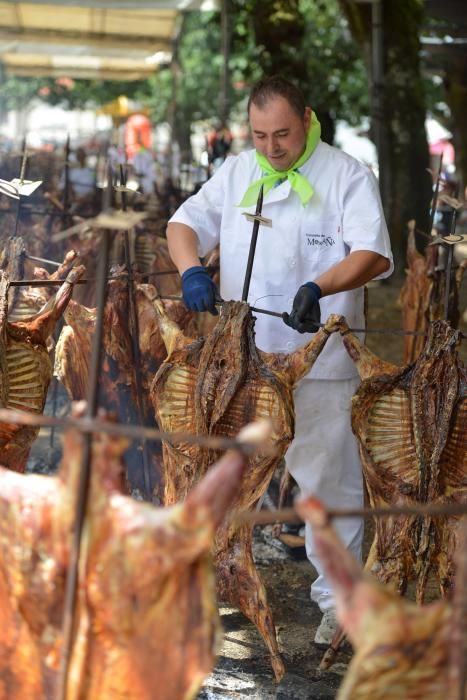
[166,76,393,645]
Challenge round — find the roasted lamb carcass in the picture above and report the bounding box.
[0,265,84,472]
[297,497,467,700]
[333,317,466,602]
[0,405,249,700]
[150,297,340,680]
[399,220,467,363]
[54,276,196,499]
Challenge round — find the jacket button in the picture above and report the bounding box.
[286,341,294,350]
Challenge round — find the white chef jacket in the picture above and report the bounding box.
[169,141,393,379]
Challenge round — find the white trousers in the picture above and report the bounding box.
[285,377,363,612]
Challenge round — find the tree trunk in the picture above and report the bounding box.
[445,65,467,192]
[340,0,432,269]
[248,0,336,144]
[251,0,305,77]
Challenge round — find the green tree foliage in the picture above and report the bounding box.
[137,1,368,153]
[235,0,368,142]
[140,12,225,125]
[0,4,369,157]
[0,75,147,113]
[300,0,369,126]
[339,0,432,265]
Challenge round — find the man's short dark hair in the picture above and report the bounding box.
[248,76,306,118]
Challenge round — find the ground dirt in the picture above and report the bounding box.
[27,274,467,700]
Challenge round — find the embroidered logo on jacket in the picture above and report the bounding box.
[305,233,336,247]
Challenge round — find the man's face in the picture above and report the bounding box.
[249,96,311,171]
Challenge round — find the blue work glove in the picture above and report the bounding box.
[282,281,322,333]
[181,265,219,315]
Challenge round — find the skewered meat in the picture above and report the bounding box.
[32,249,81,302]
[54,298,94,400]
[334,316,466,602]
[0,405,247,700]
[0,266,84,472]
[135,283,198,390]
[150,297,341,680]
[0,238,80,322]
[297,497,467,700]
[399,221,466,363]
[54,277,196,499]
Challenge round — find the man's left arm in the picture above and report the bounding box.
[282,251,390,334]
[283,167,393,334]
[314,250,390,297]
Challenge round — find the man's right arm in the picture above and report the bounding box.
[167,222,219,314]
[166,222,202,275]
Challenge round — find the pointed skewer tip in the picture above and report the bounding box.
[236,418,274,452]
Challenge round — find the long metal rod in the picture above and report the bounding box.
[1,406,465,522]
[26,254,62,268]
[428,153,444,234]
[443,199,459,320]
[241,185,263,302]
[455,520,467,700]
[55,197,112,700]
[4,278,464,339]
[0,207,82,218]
[120,164,153,501]
[0,404,465,514]
[0,407,260,455]
[62,135,71,226]
[8,266,219,286]
[234,503,467,527]
[13,136,27,238]
[156,296,456,338]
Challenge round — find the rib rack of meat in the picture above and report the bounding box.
[333,316,466,602]
[0,405,247,700]
[150,297,341,680]
[0,265,84,472]
[132,230,181,296]
[399,221,467,363]
[54,277,196,499]
[296,497,467,700]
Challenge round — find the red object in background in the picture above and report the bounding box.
[429,139,455,165]
[125,114,152,160]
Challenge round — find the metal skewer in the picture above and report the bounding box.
[241,185,263,302]
[443,187,459,320]
[0,408,264,456]
[13,136,27,237]
[428,153,443,234]
[233,503,467,527]
[55,168,114,700]
[119,163,153,501]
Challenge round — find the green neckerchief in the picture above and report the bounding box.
[238,111,321,208]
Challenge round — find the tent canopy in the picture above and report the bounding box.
[0,1,207,80]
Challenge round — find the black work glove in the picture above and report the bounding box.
[282,281,322,333]
[181,265,219,315]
